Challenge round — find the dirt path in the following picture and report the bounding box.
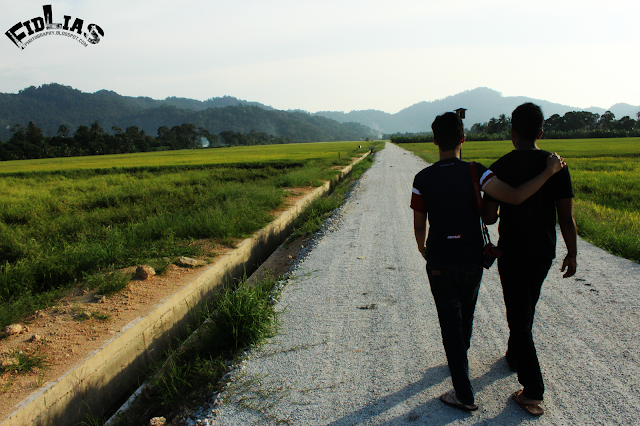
[207,143,640,425]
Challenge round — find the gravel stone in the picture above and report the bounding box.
[4,324,22,336]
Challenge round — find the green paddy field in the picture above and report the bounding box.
[0,141,376,327]
[402,137,640,265]
[1,138,637,328]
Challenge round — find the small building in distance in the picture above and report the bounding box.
[455,108,467,119]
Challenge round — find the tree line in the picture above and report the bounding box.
[469,110,640,140]
[386,132,433,144]
[388,110,640,143]
[0,121,293,161]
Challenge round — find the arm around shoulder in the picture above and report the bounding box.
[483,152,565,205]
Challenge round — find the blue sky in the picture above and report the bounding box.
[1,0,638,113]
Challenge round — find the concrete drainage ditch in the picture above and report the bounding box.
[1,151,373,426]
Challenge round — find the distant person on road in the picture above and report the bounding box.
[410,112,566,412]
[483,102,577,416]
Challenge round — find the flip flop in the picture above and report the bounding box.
[440,390,478,412]
[512,390,544,416]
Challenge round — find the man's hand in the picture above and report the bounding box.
[484,153,567,206]
[561,255,577,278]
[557,198,577,279]
[546,152,566,174]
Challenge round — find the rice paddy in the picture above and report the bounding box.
[0,141,377,327]
[401,137,640,263]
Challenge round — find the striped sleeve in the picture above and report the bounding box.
[479,169,496,191]
[410,187,427,213]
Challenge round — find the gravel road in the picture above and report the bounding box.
[201,142,640,425]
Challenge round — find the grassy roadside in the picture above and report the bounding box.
[85,144,382,426]
[399,138,640,263]
[0,143,374,328]
[98,275,281,426]
[287,150,379,241]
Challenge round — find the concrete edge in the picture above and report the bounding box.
[1,150,373,426]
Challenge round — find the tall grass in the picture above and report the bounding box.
[107,146,380,425]
[212,280,280,351]
[399,138,640,262]
[108,267,283,425]
[0,143,373,327]
[0,167,285,326]
[288,153,376,241]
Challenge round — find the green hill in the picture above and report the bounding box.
[0,84,376,143]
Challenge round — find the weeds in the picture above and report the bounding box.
[212,279,280,351]
[73,311,91,322]
[35,370,46,387]
[79,400,107,426]
[69,303,110,322]
[0,342,49,375]
[85,271,130,295]
[107,149,378,424]
[91,312,111,322]
[149,257,175,276]
[153,356,197,405]
[1,377,13,394]
[288,153,376,241]
[80,413,107,426]
[108,275,282,425]
[0,142,372,329]
[10,145,378,425]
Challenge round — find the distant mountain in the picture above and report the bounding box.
[0,84,374,142]
[314,88,640,134]
[311,109,396,135]
[607,103,640,121]
[2,84,638,141]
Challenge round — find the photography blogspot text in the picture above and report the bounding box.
[5,4,104,49]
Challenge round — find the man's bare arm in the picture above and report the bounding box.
[413,210,427,260]
[483,199,500,225]
[483,153,565,205]
[557,197,577,278]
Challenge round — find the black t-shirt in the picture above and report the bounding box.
[484,149,574,260]
[411,158,495,266]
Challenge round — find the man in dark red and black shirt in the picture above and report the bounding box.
[410,112,565,412]
[483,103,577,416]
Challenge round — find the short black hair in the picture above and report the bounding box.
[431,112,464,151]
[511,103,544,141]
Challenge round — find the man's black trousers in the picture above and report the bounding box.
[498,256,553,401]
[427,262,482,406]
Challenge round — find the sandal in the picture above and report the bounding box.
[512,389,544,416]
[440,390,478,412]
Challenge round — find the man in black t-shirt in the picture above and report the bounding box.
[410,112,565,412]
[484,103,577,416]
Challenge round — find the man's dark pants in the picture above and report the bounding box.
[498,255,552,401]
[427,262,482,406]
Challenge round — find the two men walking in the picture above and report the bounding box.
[411,103,576,415]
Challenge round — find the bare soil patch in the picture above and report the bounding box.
[0,186,315,422]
